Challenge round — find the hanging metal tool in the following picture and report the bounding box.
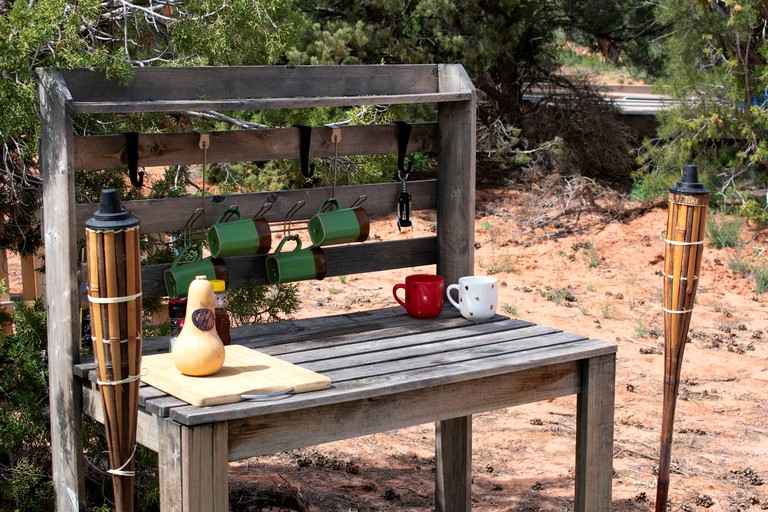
[296,125,315,178]
[329,125,341,202]
[124,132,144,188]
[394,121,413,231]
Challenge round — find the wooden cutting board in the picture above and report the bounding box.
[141,345,332,406]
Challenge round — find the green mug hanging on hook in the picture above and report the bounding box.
[265,235,327,284]
[308,198,369,247]
[163,245,228,299]
[207,205,272,258]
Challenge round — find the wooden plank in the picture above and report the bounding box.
[225,360,581,459]
[0,250,11,334]
[316,330,588,383]
[37,68,87,512]
[140,345,331,407]
[140,237,438,298]
[173,338,615,426]
[74,123,437,170]
[62,65,442,104]
[181,423,228,512]
[81,383,159,452]
[435,416,471,512]
[157,418,183,512]
[436,64,476,286]
[0,248,9,302]
[75,180,437,235]
[575,352,616,511]
[20,250,43,300]
[70,92,471,114]
[251,315,525,357]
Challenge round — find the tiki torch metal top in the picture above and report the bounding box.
[669,164,710,195]
[85,189,139,230]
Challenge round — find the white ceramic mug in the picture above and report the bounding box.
[446,276,498,320]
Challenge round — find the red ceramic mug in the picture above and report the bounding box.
[393,274,445,319]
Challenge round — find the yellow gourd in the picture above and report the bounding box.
[172,276,226,376]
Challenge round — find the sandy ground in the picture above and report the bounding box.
[227,177,768,511]
[4,176,767,511]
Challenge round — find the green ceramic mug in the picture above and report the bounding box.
[207,206,272,258]
[265,235,327,284]
[308,198,369,247]
[163,245,228,299]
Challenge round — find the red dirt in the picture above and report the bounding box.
[230,178,768,511]
[5,177,767,511]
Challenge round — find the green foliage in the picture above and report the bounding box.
[706,214,742,249]
[227,284,301,326]
[1,456,54,511]
[0,299,53,510]
[754,265,768,294]
[637,1,768,207]
[738,199,768,228]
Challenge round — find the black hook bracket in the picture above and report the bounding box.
[395,120,413,177]
[295,125,315,178]
[124,132,144,188]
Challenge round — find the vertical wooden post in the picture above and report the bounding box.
[435,64,476,512]
[181,423,229,512]
[38,69,86,512]
[575,353,616,511]
[20,249,44,300]
[435,416,472,512]
[0,248,11,335]
[436,63,476,285]
[0,248,9,301]
[158,417,184,512]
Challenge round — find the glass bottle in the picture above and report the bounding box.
[210,279,231,346]
[168,298,187,351]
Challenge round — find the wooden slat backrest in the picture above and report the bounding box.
[72,123,441,299]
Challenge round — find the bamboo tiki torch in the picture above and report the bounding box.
[655,164,710,511]
[85,189,142,512]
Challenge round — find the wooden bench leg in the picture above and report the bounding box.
[158,418,228,512]
[575,354,616,511]
[435,416,472,512]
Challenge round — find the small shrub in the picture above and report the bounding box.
[549,286,576,305]
[227,284,300,325]
[706,215,742,249]
[501,303,517,316]
[486,253,515,275]
[582,243,601,268]
[738,199,768,228]
[728,251,752,277]
[754,265,768,294]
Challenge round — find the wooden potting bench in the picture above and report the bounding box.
[38,65,616,511]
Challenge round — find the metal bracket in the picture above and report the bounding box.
[328,124,342,144]
[197,132,211,150]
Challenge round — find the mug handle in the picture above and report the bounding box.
[392,283,407,308]
[317,198,340,214]
[446,284,461,310]
[274,234,301,253]
[170,245,202,269]
[215,205,241,224]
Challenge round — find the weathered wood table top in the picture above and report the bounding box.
[77,307,615,426]
[76,307,617,511]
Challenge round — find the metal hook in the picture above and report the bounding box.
[395,120,414,176]
[283,200,306,236]
[349,195,368,209]
[254,201,273,220]
[124,132,144,188]
[182,207,204,247]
